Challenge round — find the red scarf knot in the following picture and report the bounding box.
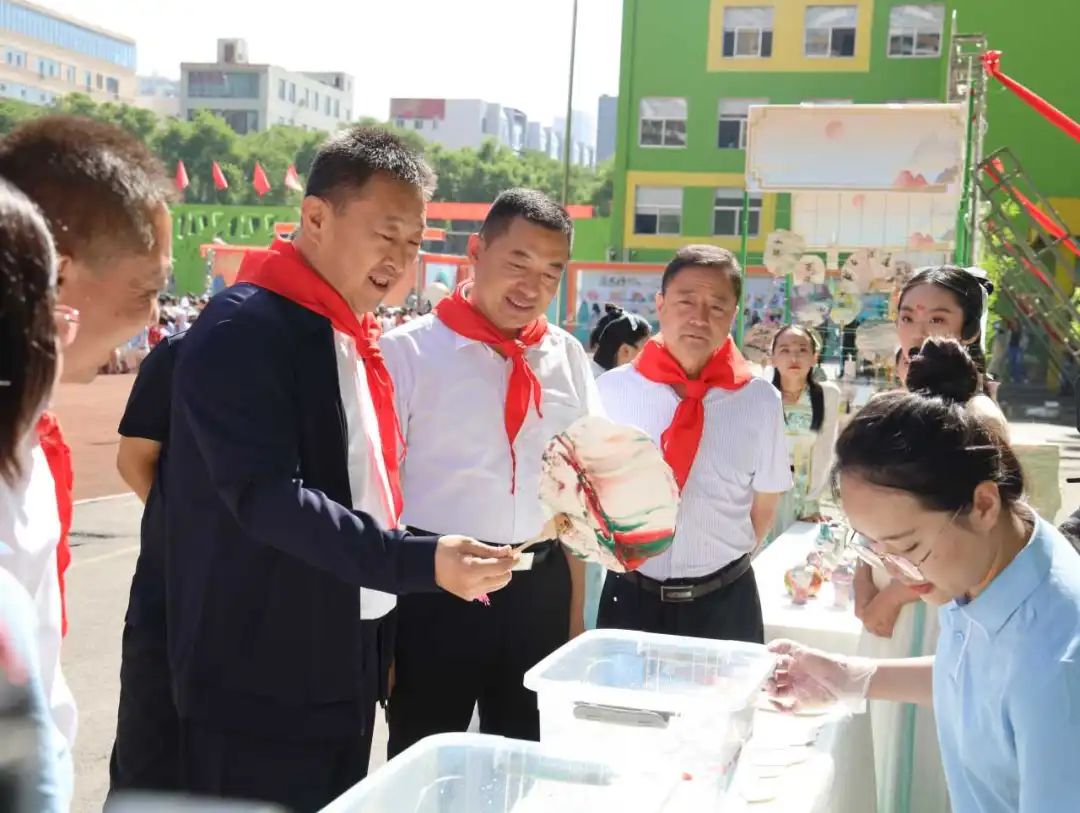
[236,238,405,522]
[634,336,752,491]
[434,283,548,492]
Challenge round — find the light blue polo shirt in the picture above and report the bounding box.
[935,516,1080,813]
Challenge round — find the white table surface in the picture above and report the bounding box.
[755,522,865,656]
[751,522,877,813]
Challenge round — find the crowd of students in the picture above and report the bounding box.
[0,114,1078,813]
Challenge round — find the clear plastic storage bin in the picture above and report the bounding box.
[321,733,684,813]
[523,629,775,796]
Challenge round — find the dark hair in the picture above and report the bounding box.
[592,305,651,370]
[906,337,979,404]
[770,325,824,431]
[0,115,173,265]
[0,180,59,485]
[306,126,437,208]
[833,390,1023,514]
[480,188,574,246]
[1059,507,1080,553]
[660,245,743,302]
[899,265,992,379]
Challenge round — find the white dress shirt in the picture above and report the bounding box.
[333,330,397,619]
[597,366,792,581]
[0,430,76,801]
[380,314,604,544]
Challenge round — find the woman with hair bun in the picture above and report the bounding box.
[588,304,651,378]
[853,264,1006,813]
[907,336,1009,439]
[768,375,1080,813]
[856,337,990,813]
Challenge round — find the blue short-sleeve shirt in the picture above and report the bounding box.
[935,516,1080,813]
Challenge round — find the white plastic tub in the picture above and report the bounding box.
[523,629,775,796]
[321,732,684,813]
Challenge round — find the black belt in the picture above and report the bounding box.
[406,528,557,566]
[617,554,752,603]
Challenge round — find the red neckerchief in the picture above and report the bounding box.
[236,238,403,522]
[36,412,73,636]
[634,337,752,491]
[434,283,548,492]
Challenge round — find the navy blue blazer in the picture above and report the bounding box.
[165,283,438,737]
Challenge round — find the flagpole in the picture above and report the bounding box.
[560,0,579,207]
[557,0,580,330]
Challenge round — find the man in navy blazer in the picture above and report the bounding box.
[164,128,515,811]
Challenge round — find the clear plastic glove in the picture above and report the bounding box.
[766,639,877,713]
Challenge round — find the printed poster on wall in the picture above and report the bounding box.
[574,269,661,334]
[423,261,461,290]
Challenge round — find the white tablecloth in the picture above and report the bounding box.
[752,522,877,813]
[755,522,864,655]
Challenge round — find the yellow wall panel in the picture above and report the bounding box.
[624,170,776,253]
[707,0,874,74]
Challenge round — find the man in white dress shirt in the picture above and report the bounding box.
[381,188,602,755]
[597,245,791,642]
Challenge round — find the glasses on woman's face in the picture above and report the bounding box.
[54,305,80,349]
[847,509,960,582]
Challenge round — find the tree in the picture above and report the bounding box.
[0,98,44,137]
[154,111,240,202]
[588,159,615,217]
[52,93,159,142]
[0,95,602,207]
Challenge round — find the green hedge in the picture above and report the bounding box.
[171,203,299,295]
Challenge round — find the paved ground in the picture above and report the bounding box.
[56,368,1080,812]
[52,375,135,501]
[64,495,393,813]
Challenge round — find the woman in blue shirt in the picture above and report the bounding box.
[769,342,1080,813]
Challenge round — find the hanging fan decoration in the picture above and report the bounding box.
[830,279,862,326]
[882,255,916,291]
[855,321,899,364]
[794,254,827,285]
[742,322,782,365]
[793,283,833,327]
[840,249,888,294]
[764,230,807,277]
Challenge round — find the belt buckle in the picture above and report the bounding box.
[659,584,694,603]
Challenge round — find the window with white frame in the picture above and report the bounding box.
[887,5,944,57]
[722,6,774,57]
[713,189,762,236]
[717,98,767,149]
[639,97,687,147]
[805,6,857,57]
[634,187,683,235]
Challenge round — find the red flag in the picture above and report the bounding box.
[253,162,271,197]
[174,160,190,192]
[211,161,229,191]
[284,163,303,193]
